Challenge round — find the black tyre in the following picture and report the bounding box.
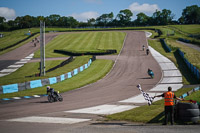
[48,95,54,103]
[58,94,63,102]
[179,109,199,117]
[58,97,63,102]
[177,102,199,110]
[179,116,199,123]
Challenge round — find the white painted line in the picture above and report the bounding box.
[13,97,21,100]
[119,93,162,104]
[145,32,152,38]
[15,61,27,64]
[153,56,171,63]
[150,84,183,92]
[160,77,182,84]
[159,62,177,70]
[20,59,30,61]
[7,116,91,124]
[163,70,182,77]
[66,105,137,115]
[29,53,34,57]
[8,65,24,68]
[25,56,33,59]
[0,69,18,73]
[33,95,40,98]
[0,73,8,77]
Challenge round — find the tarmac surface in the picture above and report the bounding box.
[0,31,198,133]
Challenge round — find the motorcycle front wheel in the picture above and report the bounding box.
[48,95,54,103]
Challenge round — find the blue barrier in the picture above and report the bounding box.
[30,80,42,88]
[177,49,200,81]
[0,57,95,95]
[85,64,88,69]
[160,39,171,52]
[60,74,65,81]
[182,93,188,98]
[74,69,78,75]
[2,84,18,94]
[49,77,57,84]
[80,66,84,72]
[194,87,200,91]
[67,72,72,78]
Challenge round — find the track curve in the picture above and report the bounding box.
[0,31,162,120]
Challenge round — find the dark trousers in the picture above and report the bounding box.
[164,106,174,125]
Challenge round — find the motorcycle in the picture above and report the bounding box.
[47,91,63,103]
[147,69,154,78]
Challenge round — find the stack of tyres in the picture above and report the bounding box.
[177,102,199,123]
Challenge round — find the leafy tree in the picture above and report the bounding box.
[180,5,200,24]
[0,16,6,24]
[151,9,174,25]
[87,18,96,27]
[96,12,114,27]
[116,9,133,26]
[45,14,61,26]
[135,13,149,26]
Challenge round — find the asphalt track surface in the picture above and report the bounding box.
[1,31,199,133]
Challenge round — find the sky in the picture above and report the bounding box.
[0,0,200,22]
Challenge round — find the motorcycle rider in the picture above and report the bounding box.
[147,68,154,78]
[47,86,57,97]
[146,48,149,55]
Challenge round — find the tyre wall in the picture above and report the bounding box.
[177,102,200,123]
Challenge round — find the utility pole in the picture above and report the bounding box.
[40,21,45,76]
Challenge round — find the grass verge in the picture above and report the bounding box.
[34,31,126,58]
[0,56,91,85]
[0,59,113,99]
[106,87,199,124]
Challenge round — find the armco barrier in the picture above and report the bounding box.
[177,49,200,81]
[160,38,171,52]
[0,56,96,94]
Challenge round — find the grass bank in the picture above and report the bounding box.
[0,59,113,99]
[34,31,126,58]
[0,56,91,85]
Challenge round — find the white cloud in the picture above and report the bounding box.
[128,2,160,17]
[0,7,16,21]
[70,11,99,22]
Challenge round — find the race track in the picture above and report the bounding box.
[0,31,163,132]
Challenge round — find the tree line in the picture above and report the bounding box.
[0,5,199,31]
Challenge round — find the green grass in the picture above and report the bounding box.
[34,31,126,58]
[168,25,200,35]
[166,38,200,70]
[185,90,200,102]
[0,59,113,99]
[106,87,196,124]
[0,56,91,85]
[149,39,200,84]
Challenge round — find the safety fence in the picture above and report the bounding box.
[160,38,171,52]
[180,86,200,99]
[0,56,96,94]
[177,49,200,81]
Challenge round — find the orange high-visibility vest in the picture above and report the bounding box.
[164,91,174,106]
